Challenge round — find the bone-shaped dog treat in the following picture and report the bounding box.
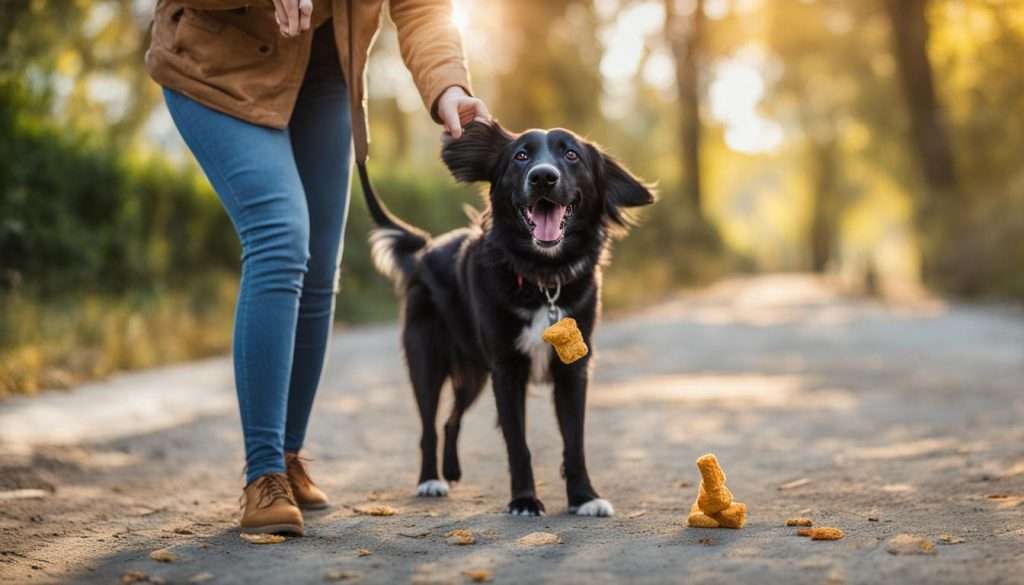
[542,318,589,364]
[808,527,843,540]
[686,453,747,529]
[696,454,734,514]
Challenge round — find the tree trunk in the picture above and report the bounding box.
[883,0,965,287]
[883,0,960,221]
[808,138,839,273]
[666,0,704,219]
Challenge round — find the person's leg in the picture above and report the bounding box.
[283,23,353,454]
[163,87,310,485]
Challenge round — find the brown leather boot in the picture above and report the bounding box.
[240,473,304,535]
[286,452,330,510]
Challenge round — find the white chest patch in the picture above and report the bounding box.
[515,306,560,383]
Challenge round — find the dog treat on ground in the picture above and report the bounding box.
[542,318,589,364]
[786,517,813,527]
[687,499,720,528]
[149,548,177,562]
[518,531,562,546]
[353,504,397,516]
[796,528,814,537]
[686,454,746,529]
[462,569,493,583]
[696,454,734,514]
[240,533,286,545]
[808,527,844,541]
[446,529,476,546]
[710,501,747,529]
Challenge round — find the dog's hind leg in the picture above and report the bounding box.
[552,360,613,517]
[402,285,451,497]
[442,363,487,483]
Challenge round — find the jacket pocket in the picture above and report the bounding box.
[173,8,276,82]
[182,8,223,33]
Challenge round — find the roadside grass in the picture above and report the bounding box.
[0,252,727,397]
[0,274,238,397]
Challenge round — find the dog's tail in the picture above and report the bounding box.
[357,163,429,285]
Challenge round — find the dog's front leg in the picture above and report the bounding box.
[492,361,544,516]
[553,360,613,517]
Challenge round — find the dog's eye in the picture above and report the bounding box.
[514,151,529,161]
[565,150,579,162]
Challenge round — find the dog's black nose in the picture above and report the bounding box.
[528,165,560,189]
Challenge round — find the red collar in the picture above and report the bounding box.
[517,273,562,292]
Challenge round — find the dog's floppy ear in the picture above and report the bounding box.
[441,121,515,183]
[591,145,656,228]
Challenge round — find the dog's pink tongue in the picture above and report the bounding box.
[530,204,567,241]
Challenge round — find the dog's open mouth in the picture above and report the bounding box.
[520,199,575,248]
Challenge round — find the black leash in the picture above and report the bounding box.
[344,0,378,222]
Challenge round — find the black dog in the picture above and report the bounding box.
[362,121,654,516]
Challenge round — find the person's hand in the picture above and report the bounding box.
[437,86,491,139]
[273,0,313,37]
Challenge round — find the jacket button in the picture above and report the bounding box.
[259,45,270,55]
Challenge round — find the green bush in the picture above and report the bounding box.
[0,80,241,394]
[0,82,238,297]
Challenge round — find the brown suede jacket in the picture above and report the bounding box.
[145,0,472,161]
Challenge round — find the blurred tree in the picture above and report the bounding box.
[665,0,705,219]
[919,0,1024,295]
[491,0,603,132]
[761,0,855,272]
[760,0,922,279]
[1,0,158,146]
[883,0,965,290]
[806,133,840,273]
[0,1,32,68]
[883,0,960,212]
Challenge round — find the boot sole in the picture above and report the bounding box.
[240,523,304,537]
[299,501,330,511]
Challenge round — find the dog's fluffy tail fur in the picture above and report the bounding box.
[357,163,429,285]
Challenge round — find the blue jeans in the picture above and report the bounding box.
[164,23,352,484]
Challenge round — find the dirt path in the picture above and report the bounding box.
[1,275,1022,585]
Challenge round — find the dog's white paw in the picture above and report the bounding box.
[572,498,615,517]
[505,497,546,516]
[416,479,450,497]
[506,506,545,517]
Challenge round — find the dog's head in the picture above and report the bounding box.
[442,121,654,256]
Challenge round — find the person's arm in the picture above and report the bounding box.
[390,0,489,137]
